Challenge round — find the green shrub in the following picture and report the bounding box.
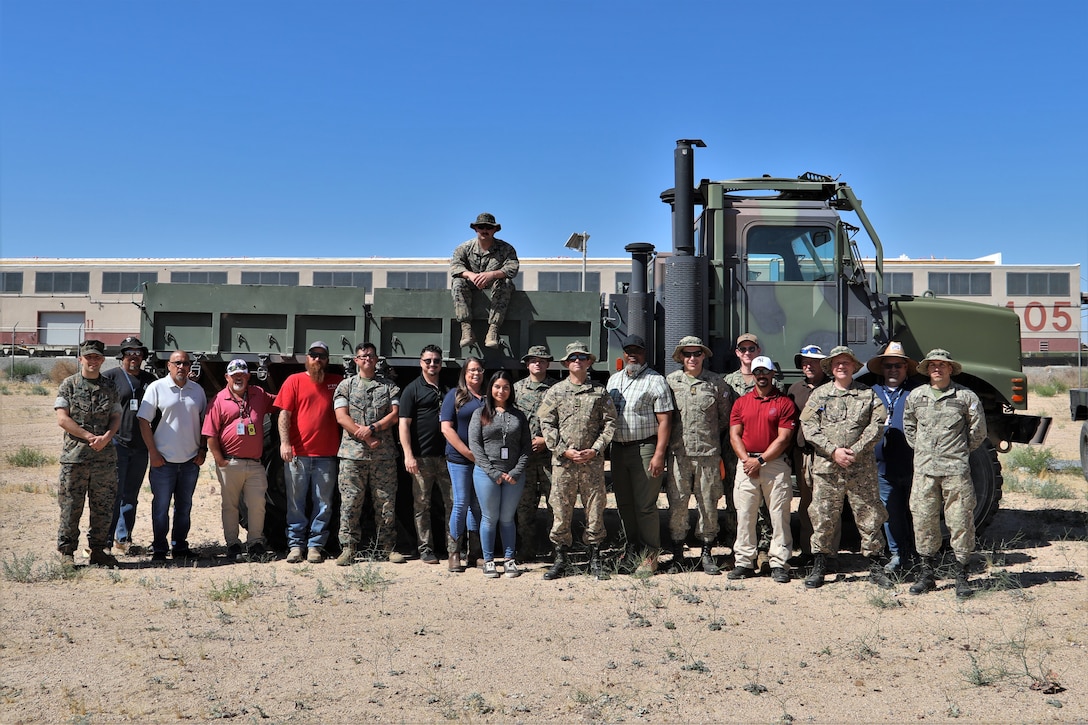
[6,446,55,468]
[4,361,39,381]
[1004,447,1055,476]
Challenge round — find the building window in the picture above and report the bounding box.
[538,271,600,293]
[0,272,23,293]
[928,272,991,296]
[615,272,632,294]
[313,271,372,290]
[102,272,158,294]
[35,272,90,294]
[170,271,229,284]
[240,271,299,286]
[868,272,913,295]
[1006,272,1070,297]
[386,271,447,290]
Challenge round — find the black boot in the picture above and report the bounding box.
[589,545,610,581]
[909,556,936,595]
[804,553,827,589]
[543,547,571,581]
[466,530,482,569]
[665,541,686,573]
[954,560,973,599]
[700,544,721,575]
[868,556,895,589]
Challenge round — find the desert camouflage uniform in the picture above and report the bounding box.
[56,374,121,554]
[450,237,519,325]
[537,378,616,547]
[800,382,889,557]
[513,375,554,553]
[903,382,987,561]
[666,369,732,543]
[335,374,401,551]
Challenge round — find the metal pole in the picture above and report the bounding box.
[581,232,587,292]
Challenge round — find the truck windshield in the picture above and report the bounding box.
[746,226,834,282]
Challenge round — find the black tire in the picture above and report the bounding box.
[969,439,1003,536]
[1079,421,1088,483]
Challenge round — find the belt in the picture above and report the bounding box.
[615,435,657,447]
[746,451,763,457]
[228,457,260,462]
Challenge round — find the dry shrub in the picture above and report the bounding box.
[49,360,77,384]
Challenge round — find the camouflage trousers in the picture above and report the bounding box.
[410,455,456,555]
[910,472,975,561]
[549,460,606,548]
[58,459,117,553]
[339,459,398,551]
[793,448,840,555]
[809,466,887,557]
[516,454,552,555]
[667,453,723,543]
[451,276,513,326]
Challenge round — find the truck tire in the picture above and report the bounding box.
[1079,421,1088,483]
[970,440,1003,536]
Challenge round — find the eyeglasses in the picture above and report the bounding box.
[737,346,758,353]
[170,360,193,368]
[122,350,144,358]
[355,353,377,360]
[681,350,704,358]
[421,358,442,365]
[308,352,329,360]
[567,354,591,362]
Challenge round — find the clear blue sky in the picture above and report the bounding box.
[2,1,1085,287]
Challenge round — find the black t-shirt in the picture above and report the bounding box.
[103,366,157,449]
[399,375,448,457]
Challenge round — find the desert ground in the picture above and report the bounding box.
[0,368,1085,724]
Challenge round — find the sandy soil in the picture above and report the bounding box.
[0,380,1085,723]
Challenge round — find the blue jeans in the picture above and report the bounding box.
[111,442,149,545]
[446,461,481,541]
[149,460,200,554]
[879,472,915,561]
[473,467,525,561]
[284,456,337,549]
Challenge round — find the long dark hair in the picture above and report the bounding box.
[454,357,485,411]
[480,370,517,426]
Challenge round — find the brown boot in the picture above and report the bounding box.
[484,324,501,348]
[459,322,476,348]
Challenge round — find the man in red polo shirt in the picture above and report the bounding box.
[727,355,798,583]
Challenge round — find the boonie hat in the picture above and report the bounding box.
[308,341,329,354]
[751,356,776,374]
[226,359,249,376]
[622,335,647,351]
[918,348,963,376]
[520,345,553,364]
[79,340,105,357]
[794,344,827,368]
[561,340,596,364]
[117,336,149,359]
[821,345,863,375]
[866,341,918,377]
[672,335,713,363]
[470,212,501,231]
[736,333,760,347]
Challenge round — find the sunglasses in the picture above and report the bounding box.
[421,358,442,365]
[308,352,329,360]
[567,354,591,362]
[737,346,758,353]
[122,350,144,358]
[884,362,906,369]
[681,350,704,358]
[475,225,496,231]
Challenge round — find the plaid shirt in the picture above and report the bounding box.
[606,367,674,444]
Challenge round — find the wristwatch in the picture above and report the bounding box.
[756,455,766,466]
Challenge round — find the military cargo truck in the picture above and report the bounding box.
[137,139,1050,542]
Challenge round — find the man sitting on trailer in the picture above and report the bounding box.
[450,212,519,350]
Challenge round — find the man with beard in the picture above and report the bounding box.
[103,336,156,554]
[727,356,797,583]
[606,335,673,574]
[203,359,276,562]
[276,342,343,564]
[138,349,208,563]
[786,344,832,563]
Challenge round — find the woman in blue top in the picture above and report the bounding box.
[469,370,531,579]
[440,357,485,572]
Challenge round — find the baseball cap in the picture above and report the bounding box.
[226,359,249,376]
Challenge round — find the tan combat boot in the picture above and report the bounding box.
[459,322,476,348]
[484,324,501,348]
[335,545,356,567]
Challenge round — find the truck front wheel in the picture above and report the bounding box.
[970,440,1003,536]
[1079,421,1088,483]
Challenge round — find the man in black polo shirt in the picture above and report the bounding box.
[397,344,454,564]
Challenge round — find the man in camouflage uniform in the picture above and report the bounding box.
[450,212,520,349]
[903,349,987,598]
[786,344,833,563]
[333,342,402,565]
[54,340,122,567]
[537,341,617,580]
[513,344,555,561]
[665,336,732,575]
[800,346,893,589]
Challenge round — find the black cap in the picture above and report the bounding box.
[622,335,647,351]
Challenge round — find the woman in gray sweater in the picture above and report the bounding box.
[469,370,531,578]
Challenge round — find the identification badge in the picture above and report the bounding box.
[130,399,139,411]
[500,447,510,461]
[247,423,256,436]
[236,422,246,435]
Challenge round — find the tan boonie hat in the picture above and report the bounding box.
[736,333,760,347]
[561,340,596,364]
[520,345,553,364]
[79,340,106,357]
[470,212,501,231]
[867,341,918,377]
[672,335,713,363]
[918,348,963,376]
[820,345,863,375]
